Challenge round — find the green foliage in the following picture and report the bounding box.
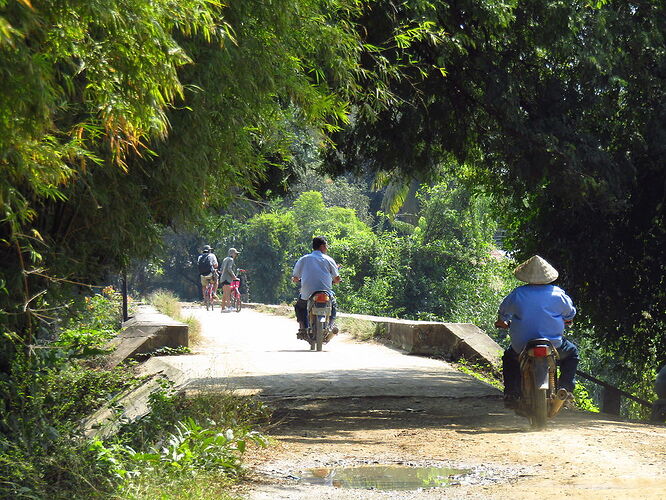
[0,350,137,498]
[240,210,299,303]
[0,0,395,345]
[573,384,599,414]
[124,418,266,475]
[56,286,124,350]
[188,175,512,339]
[289,172,374,224]
[327,0,666,392]
[0,336,270,498]
[448,257,517,336]
[334,176,512,333]
[111,387,271,497]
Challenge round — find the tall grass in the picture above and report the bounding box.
[148,289,202,346]
[336,317,384,342]
[252,303,295,318]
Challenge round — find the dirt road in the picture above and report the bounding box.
[170,305,666,499]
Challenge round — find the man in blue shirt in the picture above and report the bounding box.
[292,236,341,340]
[495,255,579,406]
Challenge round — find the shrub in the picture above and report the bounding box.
[0,349,136,499]
[56,286,124,350]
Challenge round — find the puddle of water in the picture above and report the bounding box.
[298,465,470,490]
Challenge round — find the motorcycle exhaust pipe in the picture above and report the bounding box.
[548,388,570,418]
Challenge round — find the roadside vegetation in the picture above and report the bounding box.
[337,317,385,343]
[0,289,269,499]
[150,173,516,337]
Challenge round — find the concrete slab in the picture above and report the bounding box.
[339,313,502,369]
[104,305,188,368]
[81,357,189,438]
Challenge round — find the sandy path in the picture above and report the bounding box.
[162,305,666,499]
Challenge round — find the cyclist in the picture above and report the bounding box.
[220,247,241,311]
[494,255,578,408]
[197,245,219,302]
[292,236,340,341]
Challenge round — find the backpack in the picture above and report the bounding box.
[197,254,213,275]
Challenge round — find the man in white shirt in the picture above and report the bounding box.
[292,236,340,340]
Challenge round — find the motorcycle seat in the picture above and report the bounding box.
[524,338,555,349]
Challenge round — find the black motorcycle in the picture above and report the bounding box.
[305,290,333,351]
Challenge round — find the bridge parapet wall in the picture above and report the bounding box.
[104,304,188,368]
[339,312,502,369]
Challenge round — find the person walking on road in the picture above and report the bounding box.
[220,247,241,312]
[292,236,341,341]
[197,245,219,301]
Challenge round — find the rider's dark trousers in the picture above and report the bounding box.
[294,297,337,328]
[502,338,579,396]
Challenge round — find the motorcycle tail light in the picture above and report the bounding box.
[531,346,549,357]
[314,293,329,303]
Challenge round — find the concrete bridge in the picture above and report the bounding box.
[83,303,666,500]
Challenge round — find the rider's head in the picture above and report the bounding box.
[514,255,558,284]
[228,247,240,258]
[312,236,327,251]
[203,245,212,253]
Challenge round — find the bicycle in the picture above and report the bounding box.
[229,278,242,312]
[203,279,216,311]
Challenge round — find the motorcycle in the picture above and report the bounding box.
[305,290,333,351]
[496,320,570,428]
[516,338,570,428]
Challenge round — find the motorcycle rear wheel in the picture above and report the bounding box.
[531,388,548,429]
[314,319,324,351]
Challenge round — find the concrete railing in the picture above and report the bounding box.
[338,312,502,370]
[83,305,189,437]
[104,304,188,368]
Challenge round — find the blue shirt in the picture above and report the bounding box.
[498,284,576,353]
[292,250,339,300]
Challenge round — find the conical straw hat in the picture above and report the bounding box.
[513,255,558,284]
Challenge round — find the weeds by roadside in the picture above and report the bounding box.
[147,290,202,346]
[101,385,271,499]
[0,288,136,499]
[336,317,384,342]
[1,287,270,499]
[452,359,503,390]
[252,303,295,318]
[451,359,600,412]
